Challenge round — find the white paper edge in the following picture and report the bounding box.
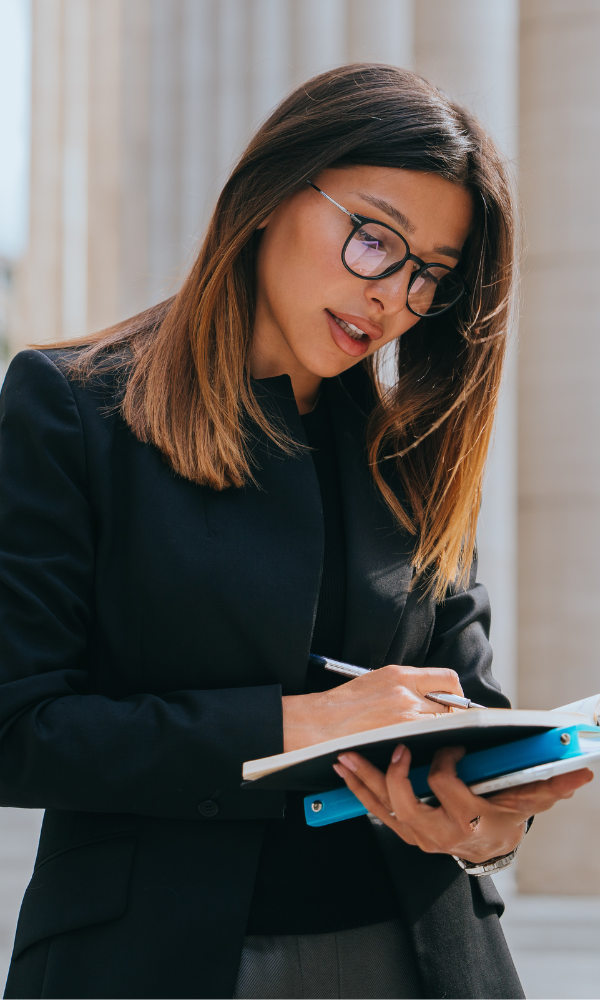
[243,708,589,781]
[466,748,600,797]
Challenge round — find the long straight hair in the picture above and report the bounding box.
[45,65,517,600]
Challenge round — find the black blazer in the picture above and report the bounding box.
[0,349,523,1000]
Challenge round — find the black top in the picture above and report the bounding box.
[303,396,346,666]
[246,397,399,935]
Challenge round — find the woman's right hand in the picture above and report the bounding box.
[281,664,463,752]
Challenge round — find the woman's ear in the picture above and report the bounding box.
[256,213,272,231]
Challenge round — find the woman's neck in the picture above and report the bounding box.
[289,372,322,415]
[250,320,322,415]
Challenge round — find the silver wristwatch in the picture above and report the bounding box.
[453,816,534,877]
[453,845,520,877]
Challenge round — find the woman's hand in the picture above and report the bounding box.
[333,744,594,862]
[282,665,462,753]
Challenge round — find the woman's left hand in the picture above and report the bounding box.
[333,745,594,862]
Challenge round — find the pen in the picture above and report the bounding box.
[425,692,487,711]
[310,654,371,679]
[308,653,487,710]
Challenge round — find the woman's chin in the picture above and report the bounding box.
[297,349,363,380]
[290,326,371,380]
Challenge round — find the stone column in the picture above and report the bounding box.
[347,0,413,67]
[517,0,600,894]
[18,0,65,348]
[14,0,416,353]
[415,1,520,705]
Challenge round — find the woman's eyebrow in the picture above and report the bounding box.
[433,244,462,261]
[357,192,416,233]
[356,192,462,261]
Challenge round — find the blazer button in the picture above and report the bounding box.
[198,800,219,818]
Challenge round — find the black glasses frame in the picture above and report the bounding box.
[307,180,468,318]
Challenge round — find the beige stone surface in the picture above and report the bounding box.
[519,502,600,709]
[518,0,600,892]
[518,777,600,894]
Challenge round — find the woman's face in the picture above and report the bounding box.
[252,165,474,387]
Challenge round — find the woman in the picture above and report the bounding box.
[0,65,591,1000]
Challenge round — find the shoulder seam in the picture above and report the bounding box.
[34,350,91,503]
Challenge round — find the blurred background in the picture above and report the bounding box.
[1,0,600,996]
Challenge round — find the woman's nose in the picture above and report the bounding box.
[366,260,415,309]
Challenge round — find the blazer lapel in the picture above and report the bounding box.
[325,373,414,671]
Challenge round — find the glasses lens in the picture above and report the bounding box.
[343,222,408,277]
[408,264,465,316]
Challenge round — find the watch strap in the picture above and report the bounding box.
[453,816,534,877]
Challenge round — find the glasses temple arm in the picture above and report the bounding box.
[306,180,362,225]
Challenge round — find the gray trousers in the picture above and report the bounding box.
[233,918,423,999]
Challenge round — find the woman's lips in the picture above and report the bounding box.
[325,310,373,357]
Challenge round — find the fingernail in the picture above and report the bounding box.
[338,754,357,772]
[332,763,344,777]
[392,744,405,764]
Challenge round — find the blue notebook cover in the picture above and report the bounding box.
[304,724,597,827]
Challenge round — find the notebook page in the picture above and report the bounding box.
[552,694,600,725]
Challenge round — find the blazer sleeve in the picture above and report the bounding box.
[0,350,284,821]
[423,564,510,709]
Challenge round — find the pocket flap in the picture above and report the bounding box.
[13,835,136,959]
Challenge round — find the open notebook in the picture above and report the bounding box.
[242,693,600,794]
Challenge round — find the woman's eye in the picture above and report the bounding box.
[410,271,439,295]
[356,229,387,253]
[357,229,380,245]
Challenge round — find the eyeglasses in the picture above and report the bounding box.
[307,180,468,319]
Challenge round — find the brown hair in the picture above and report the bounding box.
[44,64,517,599]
